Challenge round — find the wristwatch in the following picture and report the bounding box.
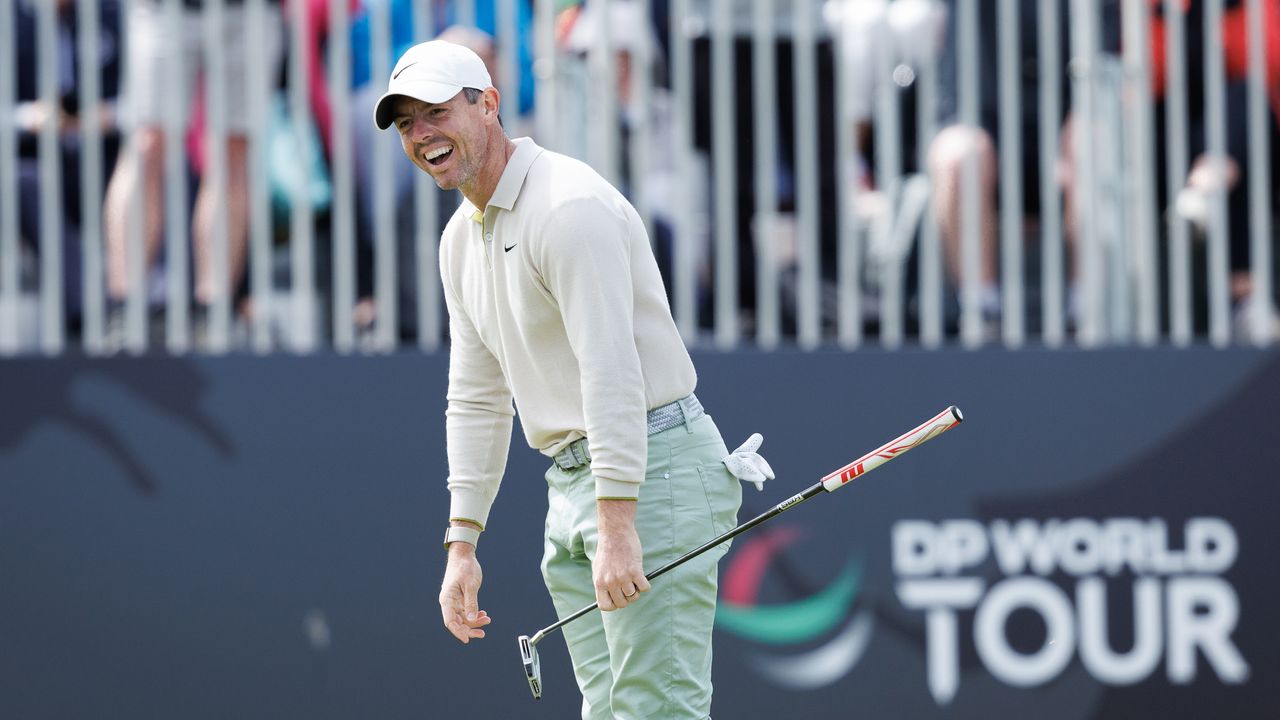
[443,525,481,551]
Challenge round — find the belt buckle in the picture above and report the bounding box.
[677,395,693,423]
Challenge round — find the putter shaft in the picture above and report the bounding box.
[526,404,964,646]
[528,481,825,646]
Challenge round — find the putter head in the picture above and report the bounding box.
[519,634,542,699]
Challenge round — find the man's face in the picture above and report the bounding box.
[391,90,492,192]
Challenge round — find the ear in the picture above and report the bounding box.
[483,87,501,117]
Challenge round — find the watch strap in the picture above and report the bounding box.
[443,525,481,551]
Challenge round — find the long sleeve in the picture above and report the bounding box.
[442,271,514,530]
[536,197,648,499]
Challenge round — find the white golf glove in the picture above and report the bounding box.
[722,433,775,492]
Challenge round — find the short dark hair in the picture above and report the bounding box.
[461,87,502,128]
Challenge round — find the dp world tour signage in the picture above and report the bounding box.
[709,349,1280,719]
[893,517,1248,705]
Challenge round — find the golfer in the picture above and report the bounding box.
[375,40,772,719]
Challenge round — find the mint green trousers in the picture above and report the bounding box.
[541,414,742,720]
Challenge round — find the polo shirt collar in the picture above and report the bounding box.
[489,137,542,211]
[458,137,542,221]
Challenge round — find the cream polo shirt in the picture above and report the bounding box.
[441,137,697,529]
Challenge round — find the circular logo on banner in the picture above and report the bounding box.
[716,526,874,689]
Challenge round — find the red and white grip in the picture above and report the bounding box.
[820,406,964,493]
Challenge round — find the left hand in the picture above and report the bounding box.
[439,536,492,644]
[593,499,651,611]
[722,433,775,491]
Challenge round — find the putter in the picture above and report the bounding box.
[518,405,964,699]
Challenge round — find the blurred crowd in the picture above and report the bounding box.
[5,0,1279,352]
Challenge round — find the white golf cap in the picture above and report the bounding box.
[374,40,494,130]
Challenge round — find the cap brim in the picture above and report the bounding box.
[373,80,466,129]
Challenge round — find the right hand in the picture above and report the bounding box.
[439,542,491,644]
[14,100,57,134]
[593,499,651,612]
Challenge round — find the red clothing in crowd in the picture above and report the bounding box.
[1150,0,1280,120]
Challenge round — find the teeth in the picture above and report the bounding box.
[425,145,453,161]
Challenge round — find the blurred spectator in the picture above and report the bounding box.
[834,0,944,196]
[102,0,283,348]
[1055,0,1280,341]
[563,0,672,194]
[1150,0,1280,340]
[679,0,838,336]
[832,0,946,331]
[928,0,1077,333]
[561,1,679,281]
[557,0,673,83]
[11,0,123,336]
[292,0,362,164]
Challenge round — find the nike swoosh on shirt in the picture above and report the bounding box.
[392,62,417,79]
[504,243,518,253]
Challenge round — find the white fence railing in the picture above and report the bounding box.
[0,0,1275,355]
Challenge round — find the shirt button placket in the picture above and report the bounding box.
[480,217,493,267]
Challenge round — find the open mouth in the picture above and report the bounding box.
[425,145,454,167]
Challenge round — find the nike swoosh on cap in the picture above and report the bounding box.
[392,62,417,80]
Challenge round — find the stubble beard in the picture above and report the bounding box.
[428,151,478,195]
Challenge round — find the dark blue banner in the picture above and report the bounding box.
[2,349,1277,718]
